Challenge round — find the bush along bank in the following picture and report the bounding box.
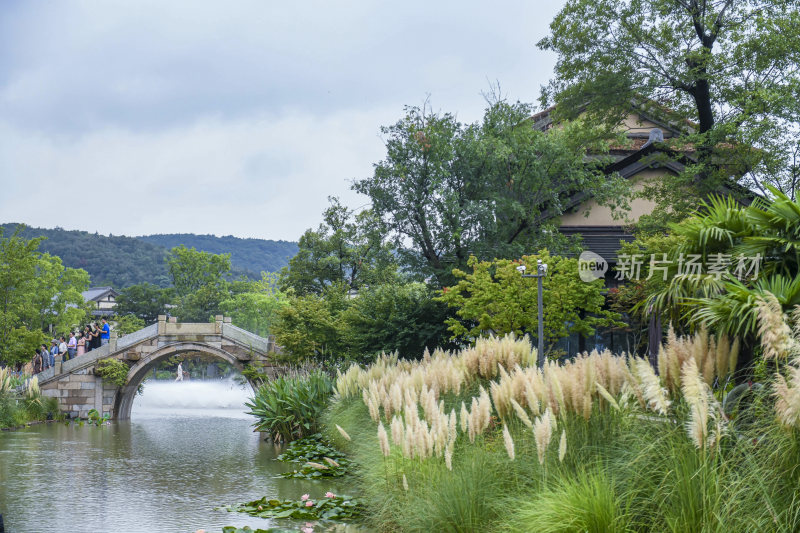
[324,331,800,532]
[0,370,61,430]
[246,369,333,443]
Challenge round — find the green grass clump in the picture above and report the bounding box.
[506,469,630,533]
[0,382,60,429]
[246,369,333,443]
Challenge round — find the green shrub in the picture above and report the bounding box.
[94,358,129,387]
[246,370,333,443]
[0,379,60,428]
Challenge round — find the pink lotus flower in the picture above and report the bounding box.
[302,528,313,533]
[301,493,310,501]
[305,500,314,507]
[325,492,336,498]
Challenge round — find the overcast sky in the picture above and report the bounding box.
[0,1,564,241]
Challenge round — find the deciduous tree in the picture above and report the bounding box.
[114,282,174,324]
[438,253,623,354]
[279,197,397,295]
[354,101,624,284]
[539,0,800,215]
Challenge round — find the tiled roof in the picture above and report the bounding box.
[82,286,118,302]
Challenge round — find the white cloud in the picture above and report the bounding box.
[0,0,564,240]
[0,107,399,239]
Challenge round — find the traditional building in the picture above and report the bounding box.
[82,286,119,317]
[532,105,689,268]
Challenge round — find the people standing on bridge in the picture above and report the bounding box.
[39,345,48,370]
[67,332,77,360]
[100,318,111,346]
[83,326,93,352]
[49,340,58,367]
[58,336,68,362]
[91,323,102,350]
[76,333,86,357]
[32,349,42,374]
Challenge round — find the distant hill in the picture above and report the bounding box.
[138,233,297,276]
[0,224,297,288]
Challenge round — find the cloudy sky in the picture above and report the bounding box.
[0,1,564,241]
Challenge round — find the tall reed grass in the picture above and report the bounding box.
[326,328,800,532]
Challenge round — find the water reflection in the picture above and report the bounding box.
[0,380,339,533]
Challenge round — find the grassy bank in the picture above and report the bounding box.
[324,335,800,532]
[0,369,60,429]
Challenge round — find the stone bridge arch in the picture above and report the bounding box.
[115,342,256,420]
[37,316,276,420]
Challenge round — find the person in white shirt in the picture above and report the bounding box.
[67,332,77,360]
[58,337,68,362]
[175,362,183,381]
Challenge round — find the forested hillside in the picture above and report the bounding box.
[138,233,297,275]
[0,224,297,288]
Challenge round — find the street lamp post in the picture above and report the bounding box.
[517,259,548,368]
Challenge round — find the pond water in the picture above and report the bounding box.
[0,380,348,533]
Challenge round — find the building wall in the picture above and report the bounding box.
[559,168,667,226]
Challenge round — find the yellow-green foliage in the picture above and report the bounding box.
[437,253,623,350]
[0,371,59,429]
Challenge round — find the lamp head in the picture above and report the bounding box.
[516,264,527,273]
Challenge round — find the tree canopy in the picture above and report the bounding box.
[354,100,626,285]
[437,253,623,354]
[114,282,174,324]
[0,227,90,365]
[279,197,397,295]
[539,0,800,209]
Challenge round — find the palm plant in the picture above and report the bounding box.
[644,186,800,375]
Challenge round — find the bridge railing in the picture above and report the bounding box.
[37,323,160,385]
[117,323,159,350]
[222,323,273,354]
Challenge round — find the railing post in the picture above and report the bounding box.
[157,315,166,335]
[109,331,118,351]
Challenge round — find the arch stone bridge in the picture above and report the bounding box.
[37,315,277,420]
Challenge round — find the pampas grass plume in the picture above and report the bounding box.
[681,358,709,449]
[595,381,620,411]
[510,398,533,428]
[336,424,351,441]
[558,429,567,462]
[774,358,800,428]
[502,424,515,461]
[378,422,391,457]
[533,410,553,465]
